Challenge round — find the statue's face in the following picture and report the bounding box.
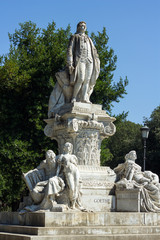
[130,151,137,160]
[77,22,86,33]
[63,143,72,154]
[46,150,55,163]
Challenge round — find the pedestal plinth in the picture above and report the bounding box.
[116,189,141,212]
[44,102,116,211]
[44,102,116,166]
[78,165,116,211]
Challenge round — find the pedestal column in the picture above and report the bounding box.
[44,102,117,211]
[44,102,116,166]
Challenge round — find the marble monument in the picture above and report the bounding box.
[114,150,160,212]
[1,20,160,240]
[20,21,116,212]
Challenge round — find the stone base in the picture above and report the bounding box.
[19,166,116,213]
[1,212,160,239]
[1,211,160,227]
[116,189,141,212]
[116,189,140,212]
[78,165,116,211]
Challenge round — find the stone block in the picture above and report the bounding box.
[116,189,141,212]
[2,212,159,227]
[78,165,116,211]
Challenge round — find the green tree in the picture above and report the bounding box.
[91,28,128,112]
[101,106,160,177]
[0,21,70,209]
[0,21,128,210]
[101,119,143,169]
[145,105,160,176]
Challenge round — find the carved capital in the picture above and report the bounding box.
[67,118,79,132]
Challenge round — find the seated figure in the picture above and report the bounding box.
[114,150,160,212]
[22,150,65,211]
[48,71,73,118]
[21,143,85,212]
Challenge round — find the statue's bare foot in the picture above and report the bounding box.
[83,99,91,104]
[70,206,76,210]
[50,200,57,211]
[70,202,76,210]
[51,200,57,205]
[71,98,76,103]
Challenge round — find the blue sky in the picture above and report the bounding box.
[0,0,160,124]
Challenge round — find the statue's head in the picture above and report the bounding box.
[125,150,137,162]
[46,150,56,163]
[63,142,73,154]
[76,21,87,33]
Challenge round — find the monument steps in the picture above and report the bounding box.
[2,212,160,227]
[1,232,160,240]
[1,224,160,235]
[1,212,160,239]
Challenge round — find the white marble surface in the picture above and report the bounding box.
[48,21,100,118]
[114,150,160,212]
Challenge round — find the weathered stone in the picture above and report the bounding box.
[1,212,160,227]
[44,102,116,166]
[20,143,83,213]
[1,224,160,236]
[1,212,160,239]
[116,189,141,212]
[114,150,160,212]
[48,21,100,119]
[79,165,116,211]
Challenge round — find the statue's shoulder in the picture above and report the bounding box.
[72,33,82,39]
[56,154,63,161]
[69,34,76,40]
[72,154,77,159]
[42,159,47,164]
[38,160,47,169]
[68,34,77,45]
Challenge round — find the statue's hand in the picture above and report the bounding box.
[36,180,48,186]
[68,65,74,74]
[57,158,61,164]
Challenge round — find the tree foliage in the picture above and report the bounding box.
[145,106,160,176]
[0,21,128,210]
[101,118,143,169]
[90,28,128,112]
[101,106,160,178]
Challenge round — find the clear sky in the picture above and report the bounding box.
[0,0,160,124]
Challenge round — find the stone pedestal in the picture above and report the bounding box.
[44,102,116,211]
[79,165,116,211]
[44,102,116,166]
[116,189,141,212]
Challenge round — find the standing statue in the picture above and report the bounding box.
[48,21,100,117]
[114,150,160,212]
[57,142,81,209]
[67,21,100,103]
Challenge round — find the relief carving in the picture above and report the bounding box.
[82,180,115,188]
[104,122,116,136]
[75,131,100,165]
